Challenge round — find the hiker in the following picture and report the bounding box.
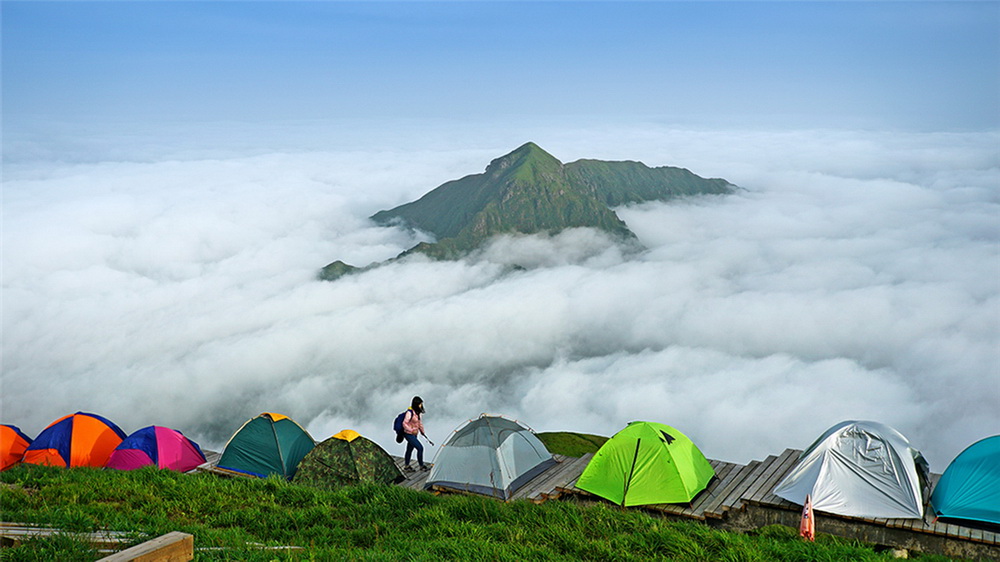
[402,396,430,472]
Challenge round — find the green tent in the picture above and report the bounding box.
[293,429,404,491]
[576,421,715,506]
[217,412,315,479]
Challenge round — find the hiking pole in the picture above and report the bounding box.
[423,435,435,446]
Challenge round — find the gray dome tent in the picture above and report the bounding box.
[425,414,555,500]
[773,420,930,519]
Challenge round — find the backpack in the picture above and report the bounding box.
[393,410,408,443]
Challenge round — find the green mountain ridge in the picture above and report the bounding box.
[320,142,735,280]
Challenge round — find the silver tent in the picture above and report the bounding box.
[773,420,930,519]
[424,414,555,500]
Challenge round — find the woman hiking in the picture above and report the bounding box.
[402,396,431,472]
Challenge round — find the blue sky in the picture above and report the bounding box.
[3,1,998,131]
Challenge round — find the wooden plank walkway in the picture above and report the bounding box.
[0,522,137,550]
[96,531,193,562]
[512,454,593,503]
[395,454,595,503]
[190,450,234,477]
[200,450,221,469]
[193,463,256,479]
[391,456,435,491]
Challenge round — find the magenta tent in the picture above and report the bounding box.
[106,426,206,472]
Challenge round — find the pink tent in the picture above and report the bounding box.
[106,426,206,472]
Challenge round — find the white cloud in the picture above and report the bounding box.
[2,124,997,470]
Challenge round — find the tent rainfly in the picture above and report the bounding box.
[575,421,715,507]
[425,414,555,500]
[106,426,207,472]
[1,425,33,471]
[217,413,315,479]
[293,429,404,491]
[22,412,127,468]
[931,435,1000,527]
[773,420,930,519]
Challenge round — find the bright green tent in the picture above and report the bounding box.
[217,412,315,479]
[576,421,715,506]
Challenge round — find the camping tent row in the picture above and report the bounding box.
[214,413,405,488]
[4,413,998,527]
[574,419,998,524]
[2,413,207,472]
[423,416,716,505]
[426,415,1000,527]
[0,412,404,489]
[6,411,694,503]
[2,411,716,504]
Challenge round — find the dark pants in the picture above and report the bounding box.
[404,433,424,467]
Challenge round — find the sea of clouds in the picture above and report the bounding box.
[3,122,997,468]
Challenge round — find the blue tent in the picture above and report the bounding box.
[931,435,1000,526]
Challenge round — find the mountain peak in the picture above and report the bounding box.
[320,144,736,280]
[513,141,548,156]
[484,142,562,179]
[507,141,550,158]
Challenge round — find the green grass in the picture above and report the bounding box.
[536,432,609,457]
[0,464,961,561]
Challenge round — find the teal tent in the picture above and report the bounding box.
[931,435,1000,526]
[218,413,315,479]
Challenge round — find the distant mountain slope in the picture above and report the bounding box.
[565,158,735,207]
[536,432,610,457]
[320,142,735,279]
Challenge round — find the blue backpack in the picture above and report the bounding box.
[393,410,408,443]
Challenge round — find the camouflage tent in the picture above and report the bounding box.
[293,430,404,491]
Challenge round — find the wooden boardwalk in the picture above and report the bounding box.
[392,455,435,491]
[0,522,136,551]
[191,450,257,479]
[510,454,593,503]
[393,454,594,504]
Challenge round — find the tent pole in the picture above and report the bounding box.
[622,438,641,507]
[270,420,287,478]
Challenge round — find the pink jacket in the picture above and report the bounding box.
[403,409,424,435]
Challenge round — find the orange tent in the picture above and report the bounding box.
[22,412,127,468]
[1,425,33,471]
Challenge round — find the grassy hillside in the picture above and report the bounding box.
[536,431,609,457]
[0,464,960,561]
